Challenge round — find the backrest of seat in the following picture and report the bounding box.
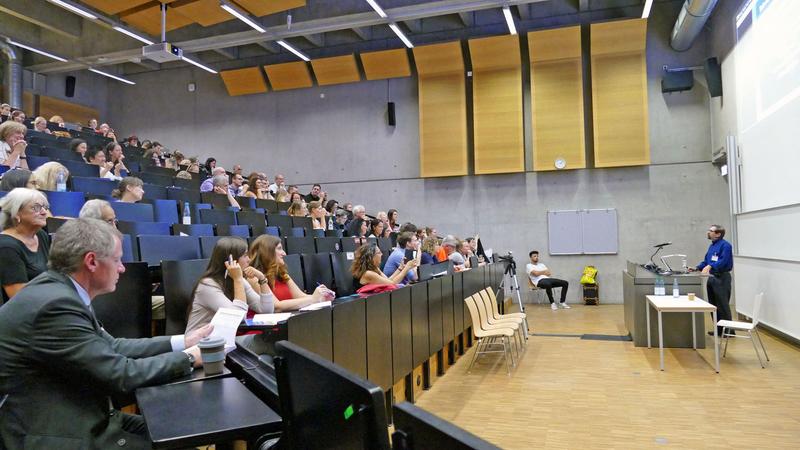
[301,253,334,293]
[325,229,343,238]
[200,192,231,209]
[235,196,256,209]
[121,234,137,262]
[283,253,305,291]
[377,237,393,254]
[291,216,313,233]
[199,208,237,226]
[44,190,85,218]
[112,201,154,222]
[266,214,292,235]
[72,177,117,196]
[330,251,355,297]
[137,172,173,187]
[172,223,214,237]
[217,224,250,238]
[264,226,280,237]
[236,210,267,228]
[117,220,171,237]
[162,258,209,335]
[277,201,291,212]
[285,236,315,255]
[172,177,202,191]
[315,237,342,253]
[141,183,167,200]
[310,229,325,238]
[61,159,101,178]
[137,235,201,266]
[93,262,152,338]
[199,236,225,258]
[255,198,278,213]
[477,289,500,320]
[167,186,202,204]
[149,199,179,224]
[341,236,358,252]
[45,217,69,234]
[463,296,483,334]
[290,227,306,237]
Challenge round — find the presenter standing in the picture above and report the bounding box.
[689,224,733,336]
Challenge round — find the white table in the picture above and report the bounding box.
[645,295,719,373]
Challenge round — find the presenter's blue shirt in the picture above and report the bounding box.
[697,238,733,273]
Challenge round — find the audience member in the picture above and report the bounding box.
[144,142,163,167]
[249,235,329,311]
[211,174,240,209]
[304,184,322,203]
[0,188,51,303]
[49,115,71,137]
[98,123,117,142]
[351,243,417,289]
[0,169,37,191]
[200,167,226,192]
[243,173,272,199]
[32,162,69,191]
[345,204,366,235]
[229,173,245,197]
[69,138,87,160]
[85,147,115,180]
[325,199,339,216]
[382,231,420,284]
[10,110,25,124]
[268,174,285,196]
[275,187,290,202]
[287,185,299,196]
[79,199,117,227]
[123,135,139,148]
[202,157,216,178]
[367,218,384,238]
[0,103,9,122]
[348,218,368,239]
[185,237,275,334]
[33,116,52,134]
[0,218,212,449]
[333,210,348,230]
[420,236,441,264]
[527,250,570,310]
[388,209,400,232]
[287,201,308,217]
[289,191,303,204]
[0,120,29,169]
[308,201,326,230]
[232,164,243,176]
[175,170,192,180]
[105,141,128,179]
[441,236,465,270]
[112,176,145,203]
[88,118,98,130]
[186,157,201,173]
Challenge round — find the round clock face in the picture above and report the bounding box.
[554,157,567,170]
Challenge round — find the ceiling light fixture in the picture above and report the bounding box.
[276,40,310,61]
[220,0,266,33]
[112,26,154,45]
[89,68,135,85]
[365,0,388,18]
[47,0,98,20]
[182,55,218,74]
[642,0,654,19]
[502,5,517,35]
[389,23,414,48]
[6,39,68,62]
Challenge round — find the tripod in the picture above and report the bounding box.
[498,258,531,336]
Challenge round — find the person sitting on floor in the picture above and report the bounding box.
[526,250,570,311]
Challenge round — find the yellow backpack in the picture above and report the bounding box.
[580,266,598,285]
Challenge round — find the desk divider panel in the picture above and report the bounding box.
[365,292,393,391]
[332,297,367,379]
[440,275,455,342]
[452,272,465,332]
[287,307,333,361]
[427,278,444,355]
[410,282,430,367]
[390,287,413,383]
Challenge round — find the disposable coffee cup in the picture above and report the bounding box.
[198,336,226,375]
[687,293,696,301]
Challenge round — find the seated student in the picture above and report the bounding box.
[308,200,326,230]
[243,173,272,200]
[79,199,117,227]
[0,188,51,304]
[287,200,308,217]
[32,161,69,192]
[382,231,420,284]
[274,187,290,202]
[440,236,465,270]
[388,209,400,233]
[304,183,322,203]
[325,199,339,216]
[420,236,441,264]
[200,166,226,192]
[111,176,145,203]
[526,250,570,310]
[185,237,275,334]
[0,169,38,191]
[69,138,88,160]
[332,209,348,231]
[289,191,303,204]
[105,141,128,180]
[85,147,116,180]
[49,115,72,138]
[143,142,163,167]
[10,110,25,124]
[366,218,384,238]
[249,235,330,312]
[0,120,29,170]
[210,174,241,209]
[351,243,418,290]
[0,103,9,122]
[33,116,52,135]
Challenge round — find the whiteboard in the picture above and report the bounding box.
[547,209,618,255]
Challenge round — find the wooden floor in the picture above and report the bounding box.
[416,303,800,449]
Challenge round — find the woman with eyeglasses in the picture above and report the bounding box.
[0,188,51,304]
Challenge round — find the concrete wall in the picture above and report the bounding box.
[108,1,730,303]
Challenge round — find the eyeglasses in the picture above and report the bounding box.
[29,203,50,213]
[106,218,119,226]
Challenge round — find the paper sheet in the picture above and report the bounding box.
[209,307,246,349]
[299,301,332,311]
[251,312,294,326]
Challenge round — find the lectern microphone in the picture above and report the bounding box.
[653,242,672,248]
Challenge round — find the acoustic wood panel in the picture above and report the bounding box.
[591,19,650,168]
[264,62,313,91]
[38,96,99,126]
[171,0,232,27]
[469,35,524,174]
[415,42,467,177]
[219,67,268,96]
[235,0,306,17]
[81,0,154,15]
[529,26,585,171]
[360,49,411,80]
[310,54,360,86]
[120,3,193,36]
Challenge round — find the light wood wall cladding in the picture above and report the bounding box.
[81,0,153,15]
[360,49,411,80]
[120,3,193,36]
[590,18,650,168]
[220,67,268,96]
[414,42,468,177]
[310,55,361,86]
[171,0,232,27]
[529,26,586,171]
[38,96,99,126]
[234,0,306,17]
[468,35,524,174]
[264,62,313,91]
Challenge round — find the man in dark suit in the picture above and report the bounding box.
[0,218,212,449]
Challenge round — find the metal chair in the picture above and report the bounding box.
[718,292,770,368]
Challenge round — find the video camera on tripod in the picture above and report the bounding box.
[498,251,516,274]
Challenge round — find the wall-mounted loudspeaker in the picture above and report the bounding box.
[65,76,76,98]
[661,70,693,94]
[704,57,722,97]
[387,102,396,126]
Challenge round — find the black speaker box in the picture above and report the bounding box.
[65,76,76,98]
[661,70,693,94]
[387,102,396,126]
[704,57,723,97]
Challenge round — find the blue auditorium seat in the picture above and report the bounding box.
[44,191,85,218]
[137,235,201,266]
[216,224,250,238]
[112,202,154,222]
[117,220,171,237]
[172,223,214,237]
[141,183,168,200]
[199,236,224,258]
[149,199,179,224]
[72,177,117,196]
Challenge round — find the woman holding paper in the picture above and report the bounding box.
[249,234,332,311]
[185,237,275,334]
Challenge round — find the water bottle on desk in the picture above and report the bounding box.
[182,202,192,225]
[56,169,67,192]
[654,276,663,296]
[672,278,680,298]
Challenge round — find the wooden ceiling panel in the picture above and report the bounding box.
[360,49,411,80]
[591,18,648,55]
[219,67,268,96]
[528,26,582,62]
[310,54,360,86]
[264,61,313,91]
[171,0,233,27]
[120,4,194,36]
[468,34,520,71]
[81,0,153,15]
[235,0,306,17]
[413,41,464,76]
